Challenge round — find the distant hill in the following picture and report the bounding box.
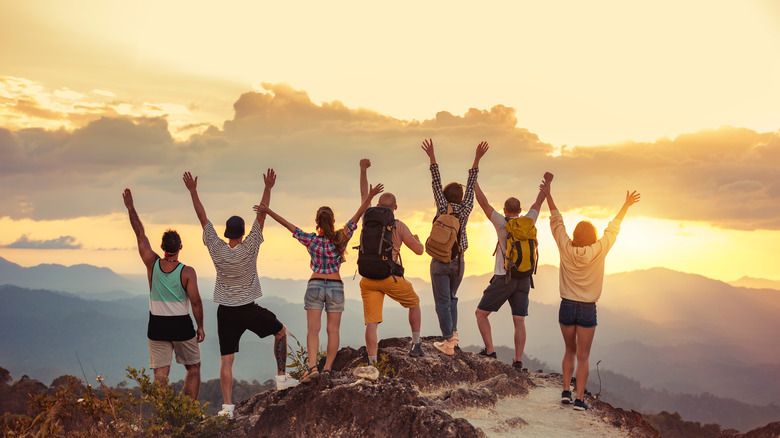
[0,256,147,299]
[728,276,780,291]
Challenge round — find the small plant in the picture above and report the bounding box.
[286,332,326,380]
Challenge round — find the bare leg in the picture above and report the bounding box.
[512,315,526,363]
[152,366,170,384]
[306,309,323,368]
[408,306,421,333]
[365,322,379,357]
[273,326,287,375]
[183,363,201,400]
[220,354,235,405]
[574,325,596,400]
[324,312,342,370]
[560,324,577,392]
[475,308,494,353]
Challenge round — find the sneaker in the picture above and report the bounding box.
[275,374,299,390]
[409,342,425,357]
[434,339,455,356]
[478,348,497,359]
[561,390,573,404]
[512,360,523,371]
[573,399,589,411]
[217,404,234,419]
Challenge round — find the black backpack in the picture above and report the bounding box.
[356,206,405,279]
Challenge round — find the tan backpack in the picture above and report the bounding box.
[425,204,461,263]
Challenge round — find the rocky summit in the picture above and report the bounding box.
[220,336,660,438]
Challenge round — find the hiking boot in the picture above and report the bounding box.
[434,339,455,356]
[512,360,523,371]
[409,342,425,357]
[478,348,497,359]
[561,390,573,404]
[573,399,589,411]
[275,374,299,390]
[217,404,234,419]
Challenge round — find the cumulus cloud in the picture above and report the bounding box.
[0,80,778,230]
[3,234,82,249]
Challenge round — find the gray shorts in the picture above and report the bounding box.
[148,337,200,369]
[477,275,531,316]
[304,279,345,312]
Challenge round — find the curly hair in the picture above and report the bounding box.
[161,230,182,254]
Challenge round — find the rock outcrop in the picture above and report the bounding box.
[220,336,659,437]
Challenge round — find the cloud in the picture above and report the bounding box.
[0,80,778,230]
[3,234,82,249]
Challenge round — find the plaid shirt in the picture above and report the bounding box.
[293,220,358,274]
[430,163,478,252]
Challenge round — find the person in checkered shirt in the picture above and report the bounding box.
[255,161,383,382]
[420,139,489,356]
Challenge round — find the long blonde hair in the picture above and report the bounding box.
[316,206,350,260]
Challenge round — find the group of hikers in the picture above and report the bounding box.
[122,139,640,418]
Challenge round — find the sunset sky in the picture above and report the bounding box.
[1,1,779,285]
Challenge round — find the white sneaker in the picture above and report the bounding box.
[217,403,234,419]
[275,374,299,390]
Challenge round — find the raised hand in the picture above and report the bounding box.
[122,188,134,209]
[183,172,198,192]
[624,190,641,207]
[263,168,276,189]
[475,141,489,160]
[368,183,384,198]
[253,203,270,214]
[360,159,371,170]
[543,172,554,183]
[421,138,436,160]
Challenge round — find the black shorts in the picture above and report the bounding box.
[477,275,531,316]
[217,302,284,356]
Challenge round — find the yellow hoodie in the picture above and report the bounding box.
[549,210,622,303]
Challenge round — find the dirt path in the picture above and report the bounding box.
[449,374,628,437]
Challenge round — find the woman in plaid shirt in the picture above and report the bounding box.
[255,171,383,382]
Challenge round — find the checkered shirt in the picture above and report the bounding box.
[293,220,358,274]
[430,163,478,252]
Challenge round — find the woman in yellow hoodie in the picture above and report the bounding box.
[540,183,640,411]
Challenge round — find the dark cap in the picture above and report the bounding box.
[224,216,245,239]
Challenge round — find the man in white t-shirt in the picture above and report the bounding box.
[473,173,552,370]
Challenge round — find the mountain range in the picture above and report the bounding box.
[0,256,779,430]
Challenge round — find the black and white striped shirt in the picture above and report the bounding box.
[203,219,264,306]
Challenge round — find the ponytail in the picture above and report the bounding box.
[316,207,350,260]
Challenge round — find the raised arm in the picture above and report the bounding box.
[539,180,557,212]
[256,168,276,230]
[474,182,493,218]
[253,203,296,233]
[350,183,385,224]
[360,159,370,202]
[182,266,205,343]
[183,172,209,228]
[122,189,159,271]
[421,138,437,165]
[472,141,489,169]
[614,190,641,222]
[529,172,554,212]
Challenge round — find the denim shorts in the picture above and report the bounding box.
[558,298,597,328]
[304,279,345,313]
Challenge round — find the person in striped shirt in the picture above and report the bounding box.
[420,139,489,355]
[255,160,383,382]
[183,169,297,420]
[122,188,204,401]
